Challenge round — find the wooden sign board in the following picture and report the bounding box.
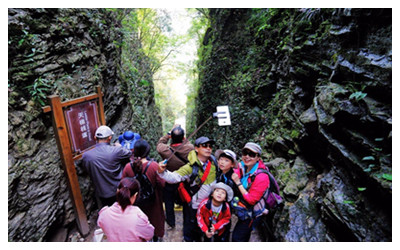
[43,86,105,236]
[64,101,99,154]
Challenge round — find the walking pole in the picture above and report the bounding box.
[208,216,214,242]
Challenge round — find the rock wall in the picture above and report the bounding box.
[8,8,162,241]
[194,8,391,241]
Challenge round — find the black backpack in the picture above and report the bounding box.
[131,160,155,207]
[185,155,219,196]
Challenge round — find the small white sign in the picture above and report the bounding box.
[215,105,231,126]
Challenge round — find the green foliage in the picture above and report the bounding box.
[349,91,367,101]
[343,200,355,205]
[24,77,52,106]
[382,173,392,181]
[363,164,376,172]
[362,156,375,161]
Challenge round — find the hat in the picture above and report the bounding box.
[95,125,114,139]
[243,142,262,155]
[118,131,141,149]
[212,182,234,202]
[195,136,215,146]
[215,149,237,164]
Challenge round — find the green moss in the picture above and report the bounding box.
[290,129,300,139]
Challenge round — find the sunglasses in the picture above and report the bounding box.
[242,149,258,158]
[200,143,213,149]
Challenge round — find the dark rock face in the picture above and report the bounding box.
[195,8,391,241]
[8,8,162,241]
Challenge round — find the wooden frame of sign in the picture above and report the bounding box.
[42,86,105,236]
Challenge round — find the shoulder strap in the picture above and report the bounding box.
[130,160,152,176]
[210,154,218,168]
[210,154,221,179]
[200,160,212,183]
[130,161,135,175]
[143,160,153,175]
[189,160,211,185]
[189,162,200,183]
[249,168,269,188]
[169,147,189,164]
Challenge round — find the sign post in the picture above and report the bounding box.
[43,86,105,236]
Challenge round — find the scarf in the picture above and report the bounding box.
[240,161,259,190]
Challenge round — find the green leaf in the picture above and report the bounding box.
[343,200,355,205]
[382,173,392,181]
[362,156,375,161]
[357,187,367,191]
[140,79,150,86]
[349,91,367,101]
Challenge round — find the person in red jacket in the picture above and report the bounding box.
[122,139,165,242]
[196,182,233,242]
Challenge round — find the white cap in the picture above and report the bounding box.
[215,149,237,165]
[212,182,234,202]
[243,142,262,154]
[95,125,114,139]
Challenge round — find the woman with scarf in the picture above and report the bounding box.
[231,142,270,242]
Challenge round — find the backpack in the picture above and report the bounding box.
[232,167,283,219]
[131,160,155,207]
[188,155,219,193]
[178,155,219,202]
[251,168,283,217]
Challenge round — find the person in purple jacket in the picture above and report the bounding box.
[231,142,270,242]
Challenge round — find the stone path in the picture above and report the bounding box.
[68,206,261,242]
[163,208,261,242]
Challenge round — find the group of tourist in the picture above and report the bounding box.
[78,124,271,242]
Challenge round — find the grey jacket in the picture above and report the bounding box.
[79,142,132,198]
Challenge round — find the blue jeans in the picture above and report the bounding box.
[232,217,261,242]
[163,183,179,227]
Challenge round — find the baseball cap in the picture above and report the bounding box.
[243,142,262,154]
[215,149,237,164]
[95,125,114,139]
[212,182,234,202]
[195,136,215,146]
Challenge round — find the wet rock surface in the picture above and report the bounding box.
[195,8,391,241]
[8,8,162,242]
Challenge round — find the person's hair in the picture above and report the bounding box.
[130,157,143,173]
[171,126,184,144]
[116,177,140,211]
[96,136,111,142]
[133,139,151,158]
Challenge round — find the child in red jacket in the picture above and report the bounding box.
[196,182,233,242]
